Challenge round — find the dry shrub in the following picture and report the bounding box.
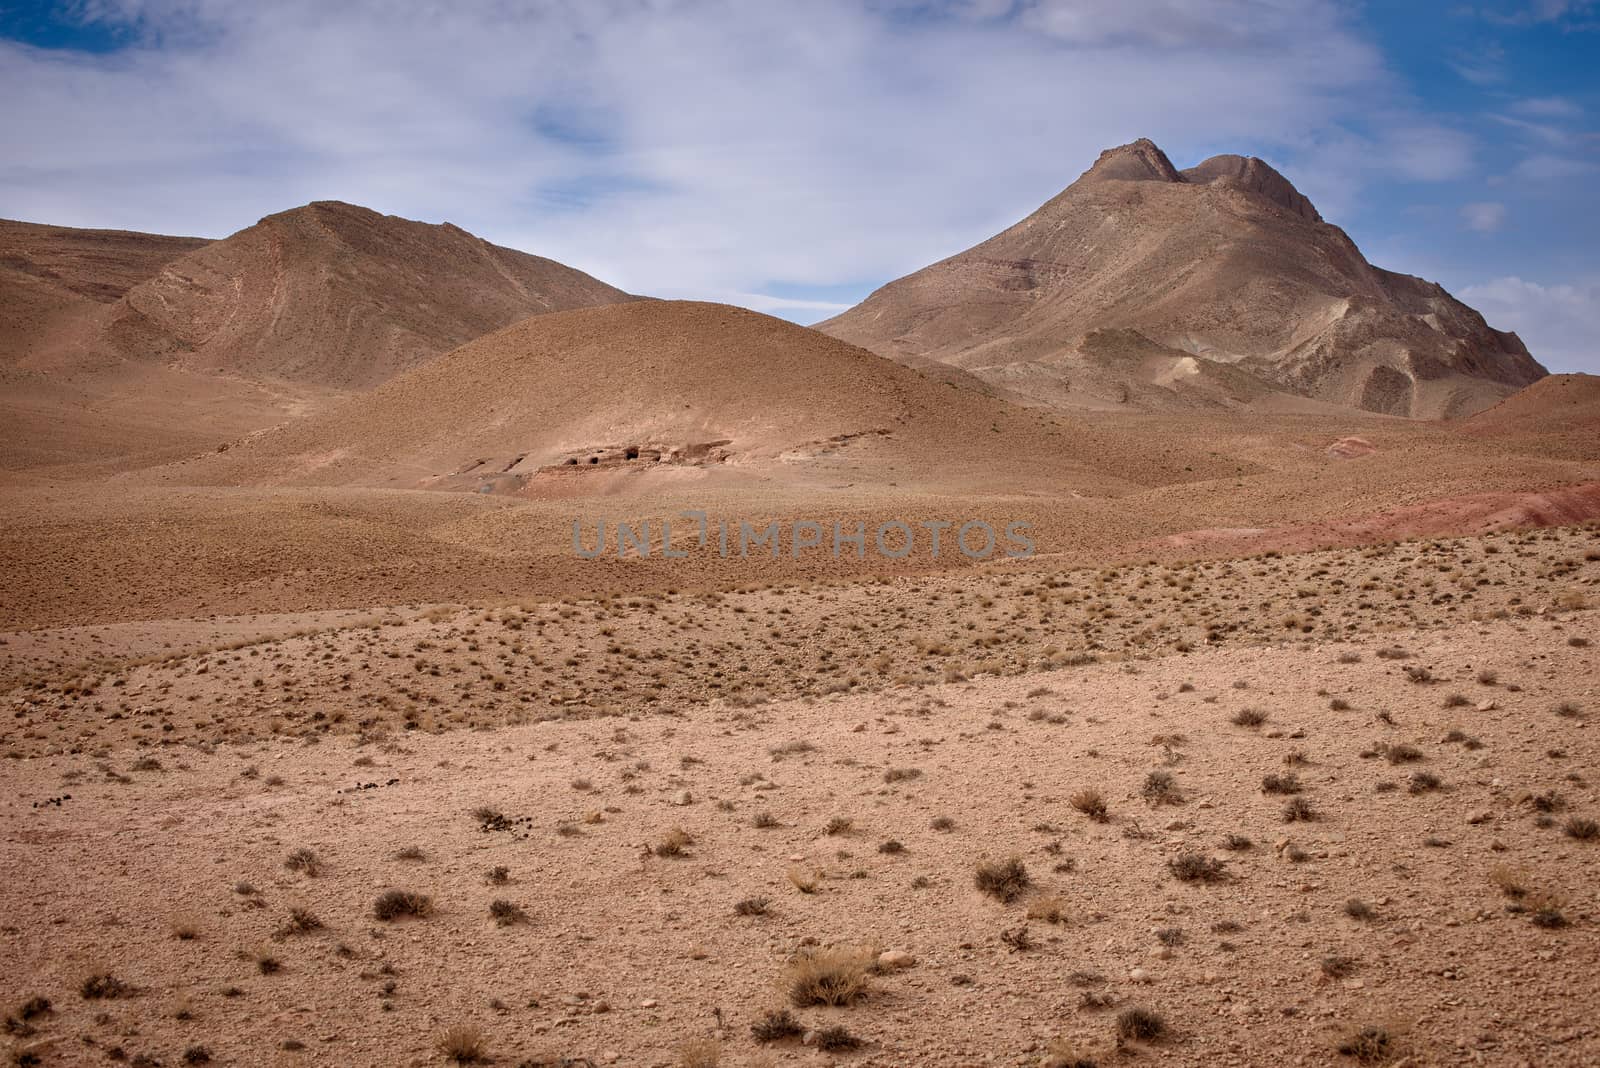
[1168,852,1225,883]
[974,856,1031,903]
[677,1036,721,1067]
[782,944,874,1007]
[438,1024,488,1064]
[1069,789,1108,821]
[750,1008,803,1042]
[655,827,693,856]
[373,889,432,921]
[1027,894,1070,924]
[1115,1006,1165,1041]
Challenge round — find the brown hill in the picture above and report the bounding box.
[99,200,633,388]
[0,218,208,364]
[174,300,1236,496]
[1459,373,1600,460]
[818,138,1545,419]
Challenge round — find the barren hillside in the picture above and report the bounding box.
[819,139,1545,419]
[99,201,634,388]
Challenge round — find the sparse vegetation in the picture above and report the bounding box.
[783,944,873,1006]
[1168,852,1225,883]
[284,847,322,876]
[1141,770,1182,805]
[974,856,1031,902]
[654,827,693,856]
[1069,789,1108,821]
[79,973,130,1000]
[489,899,528,926]
[373,889,432,921]
[438,1024,488,1064]
[1115,1006,1166,1042]
[751,1008,804,1042]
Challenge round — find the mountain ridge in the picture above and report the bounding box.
[818,138,1544,418]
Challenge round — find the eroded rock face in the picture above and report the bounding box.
[818,139,1545,419]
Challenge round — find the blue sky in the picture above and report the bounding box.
[2,0,1596,371]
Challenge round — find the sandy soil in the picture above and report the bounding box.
[2,598,1595,1067]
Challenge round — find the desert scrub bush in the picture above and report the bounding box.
[750,1008,803,1042]
[1261,772,1301,795]
[1321,954,1357,979]
[437,1024,488,1064]
[1282,797,1318,822]
[278,907,322,935]
[787,866,819,894]
[1382,744,1423,765]
[1343,898,1375,921]
[654,827,693,857]
[489,899,528,926]
[751,810,779,829]
[734,896,770,916]
[1168,852,1225,883]
[782,944,873,1007]
[1565,817,1598,841]
[1231,708,1267,727]
[485,865,509,885]
[1026,894,1069,924]
[284,847,322,876]
[1141,771,1182,805]
[471,805,510,832]
[1115,1006,1166,1041]
[1221,833,1253,851]
[1408,771,1442,794]
[815,1025,862,1051]
[825,816,854,836]
[1042,1038,1101,1068]
[373,889,432,921]
[79,973,130,999]
[1070,788,1108,821]
[1488,864,1530,899]
[974,856,1031,903]
[677,1037,721,1067]
[883,767,922,783]
[1335,1023,1397,1063]
[5,995,51,1036]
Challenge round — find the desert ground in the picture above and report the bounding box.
[4,150,1600,1067]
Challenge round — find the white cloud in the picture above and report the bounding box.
[1462,201,1507,231]
[1460,276,1600,373]
[0,1,1490,307]
[1511,96,1583,118]
[1512,153,1600,179]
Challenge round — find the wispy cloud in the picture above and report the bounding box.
[1460,275,1600,373]
[1511,153,1600,179]
[0,0,1477,308]
[1462,201,1507,230]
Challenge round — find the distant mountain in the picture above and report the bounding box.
[818,138,1546,418]
[96,200,634,388]
[0,218,209,364]
[0,203,634,471]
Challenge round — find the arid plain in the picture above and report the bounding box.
[2,141,1599,1067]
